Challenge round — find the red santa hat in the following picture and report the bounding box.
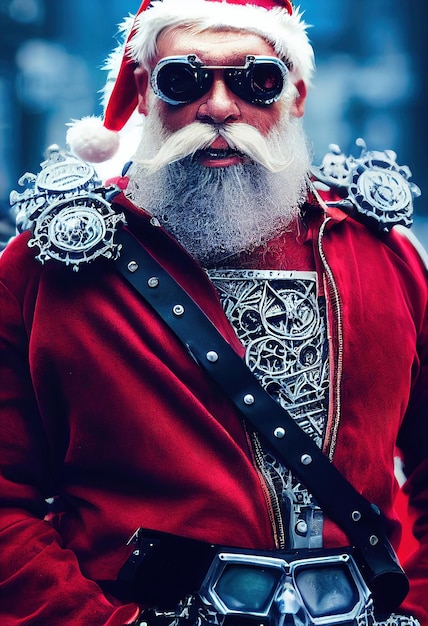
[67,0,314,164]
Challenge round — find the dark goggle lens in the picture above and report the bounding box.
[153,57,286,106]
[226,63,284,105]
[295,564,359,617]
[156,64,212,104]
[215,564,281,612]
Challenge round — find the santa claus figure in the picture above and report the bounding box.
[1,2,427,626]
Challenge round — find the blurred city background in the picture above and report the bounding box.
[0,0,427,249]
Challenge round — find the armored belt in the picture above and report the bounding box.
[100,528,375,626]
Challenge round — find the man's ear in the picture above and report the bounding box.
[134,66,150,115]
[290,79,307,118]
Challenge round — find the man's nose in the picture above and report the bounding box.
[196,74,241,124]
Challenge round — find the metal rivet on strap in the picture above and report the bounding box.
[296,520,308,535]
[352,510,362,522]
[127,261,139,273]
[243,394,255,406]
[274,427,286,439]
[150,217,161,227]
[173,304,185,317]
[369,534,379,546]
[371,503,381,515]
[300,454,312,466]
[147,277,159,288]
[206,351,219,363]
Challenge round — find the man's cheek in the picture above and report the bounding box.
[157,103,197,134]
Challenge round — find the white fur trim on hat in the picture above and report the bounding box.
[66,116,120,163]
[129,0,314,85]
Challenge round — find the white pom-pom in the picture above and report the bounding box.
[66,116,120,163]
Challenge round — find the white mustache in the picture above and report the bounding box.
[135,121,293,174]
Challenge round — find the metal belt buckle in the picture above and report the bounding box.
[198,549,374,626]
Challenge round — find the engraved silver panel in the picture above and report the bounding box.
[207,269,329,549]
[208,270,329,448]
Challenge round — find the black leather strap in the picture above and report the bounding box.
[114,224,408,613]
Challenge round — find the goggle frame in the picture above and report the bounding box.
[199,550,372,626]
[150,54,289,106]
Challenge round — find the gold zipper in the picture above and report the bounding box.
[317,217,344,460]
[239,219,341,547]
[244,424,286,549]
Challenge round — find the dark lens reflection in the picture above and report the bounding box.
[295,565,358,617]
[225,63,283,104]
[251,64,283,95]
[216,564,281,612]
[157,64,212,102]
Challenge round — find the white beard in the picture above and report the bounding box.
[126,103,312,267]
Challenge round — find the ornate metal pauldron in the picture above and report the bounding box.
[10,146,125,271]
[311,139,421,232]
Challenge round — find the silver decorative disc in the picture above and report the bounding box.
[28,193,125,271]
[312,139,420,232]
[36,157,95,193]
[349,162,413,231]
[10,146,103,232]
[48,205,107,252]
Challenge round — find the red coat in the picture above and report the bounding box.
[0,193,427,625]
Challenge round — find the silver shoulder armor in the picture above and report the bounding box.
[311,138,421,233]
[9,146,126,271]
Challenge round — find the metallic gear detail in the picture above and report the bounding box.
[207,270,329,445]
[312,138,421,232]
[10,146,125,271]
[207,269,329,549]
[28,194,125,270]
[140,590,379,626]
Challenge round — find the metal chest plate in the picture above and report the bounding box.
[207,269,329,548]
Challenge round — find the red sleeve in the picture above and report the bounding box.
[0,237,139,626]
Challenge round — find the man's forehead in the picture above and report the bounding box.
[155,26,278,65]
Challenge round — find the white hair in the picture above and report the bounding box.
[128,0,314,85]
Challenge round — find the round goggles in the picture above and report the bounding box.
[199,551,372,626]
[150,54,288,106]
